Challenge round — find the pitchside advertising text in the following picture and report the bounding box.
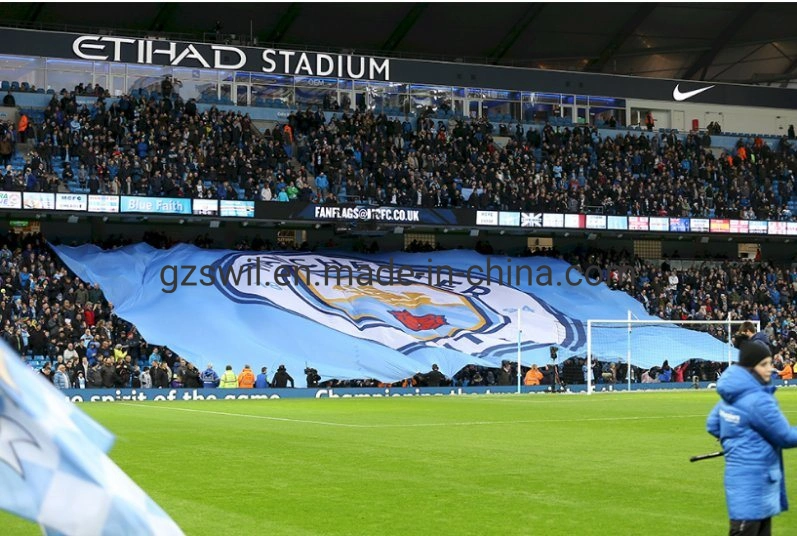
[62,388,502,402]
[159,257,634,293]
[60,381,797,402]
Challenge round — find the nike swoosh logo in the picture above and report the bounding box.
[673,84,715,101]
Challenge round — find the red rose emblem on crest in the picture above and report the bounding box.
[389,309,447,331]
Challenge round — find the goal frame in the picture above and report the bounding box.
[586,314,760,394]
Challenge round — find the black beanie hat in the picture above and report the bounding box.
[738,340,771,368]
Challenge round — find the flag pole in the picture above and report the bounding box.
[727,312,732,367]
[516,307,522,394]
[627,310,632,391]
[587,319,592,395]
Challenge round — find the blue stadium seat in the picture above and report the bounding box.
[10,81,19,91]
[0,81,8,91]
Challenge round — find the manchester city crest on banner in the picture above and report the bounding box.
[210,253,575,359]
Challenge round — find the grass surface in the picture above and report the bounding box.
[2,390,797,535]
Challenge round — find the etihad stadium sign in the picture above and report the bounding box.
[71,35,391,80]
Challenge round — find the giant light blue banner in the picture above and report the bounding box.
[120,196,191,215]
[52,245,733,383]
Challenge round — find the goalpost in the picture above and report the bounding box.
[585,314,760,395]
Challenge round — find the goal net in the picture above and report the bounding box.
[585,318,760,393]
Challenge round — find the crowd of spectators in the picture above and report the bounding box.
[2,89,795,221]
[29,89,269,199]
[0,230,204,390]
[281,109,797,220]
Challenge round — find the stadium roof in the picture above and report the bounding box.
[2,2,797,86]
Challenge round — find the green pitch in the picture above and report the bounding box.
[3,390,797,535]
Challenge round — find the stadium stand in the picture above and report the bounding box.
[0,51,793,389]
[0,90,794,220]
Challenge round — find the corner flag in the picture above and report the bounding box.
[0,341,183,535]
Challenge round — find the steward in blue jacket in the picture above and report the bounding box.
[200,364,219,388]
[255,367,269,389]
[707,340,797,535]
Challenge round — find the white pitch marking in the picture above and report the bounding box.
[116,403,730,429]
[116,403,368,428]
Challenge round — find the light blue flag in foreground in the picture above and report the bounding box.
[52,243,729,382]
[0,340,183,535]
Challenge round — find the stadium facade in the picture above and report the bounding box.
[1,27,795,132]
[0,26,796,259]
